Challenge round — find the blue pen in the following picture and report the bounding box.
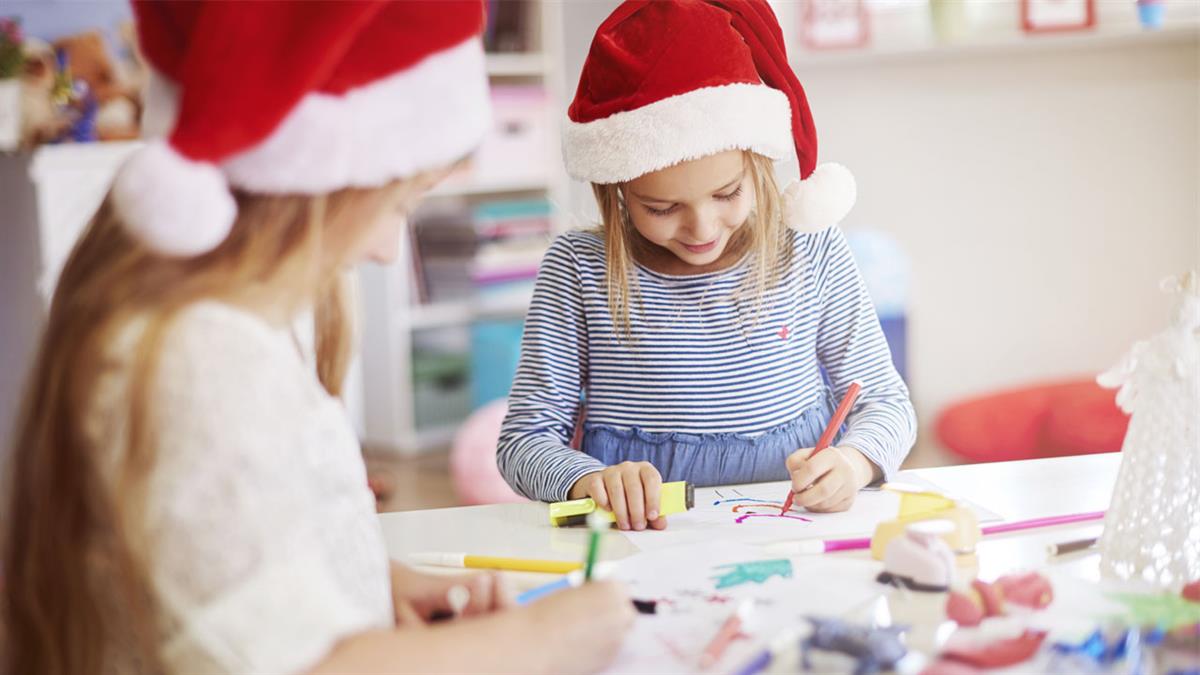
[731,626,803,675]
[516,574,575,605]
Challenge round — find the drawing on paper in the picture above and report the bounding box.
[712,559,793,589]
[713,489,813,525]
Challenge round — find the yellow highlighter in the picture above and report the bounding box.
[548,481,695,527]
[409,552,583,574]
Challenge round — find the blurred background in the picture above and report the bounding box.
[1,0,1197,511]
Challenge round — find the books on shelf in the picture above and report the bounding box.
[436,83,550,194]
[483,0,539,53]
[409,197,552,306]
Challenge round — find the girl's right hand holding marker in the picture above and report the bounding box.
[569,461,668,531]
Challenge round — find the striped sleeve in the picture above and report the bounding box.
[496,234,606,501]
[811,227,918,480]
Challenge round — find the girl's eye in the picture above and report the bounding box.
[643,203,679,217]
[715,185,743,202]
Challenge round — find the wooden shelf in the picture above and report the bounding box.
[486,52,549,77]
[405,290,533,330]
[793,21,1198,70]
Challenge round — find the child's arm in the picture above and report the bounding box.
[309,581,634,675]
[811,228,917,478]
[496,235,608,501]
[789,228,918,509]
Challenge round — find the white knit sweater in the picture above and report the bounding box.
[87,301,391,673]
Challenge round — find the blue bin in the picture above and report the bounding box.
[470,319,525,408]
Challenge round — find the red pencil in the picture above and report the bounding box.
[781,381,862,515]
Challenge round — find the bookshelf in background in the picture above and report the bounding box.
[357,0,567,455]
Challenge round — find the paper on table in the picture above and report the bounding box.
[602,541,886,675]
[622,475,1003,552]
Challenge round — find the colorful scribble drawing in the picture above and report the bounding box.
[712,488,761,506]
[735,512,813,524]
[711,489,813,524]
[712,559,793,589]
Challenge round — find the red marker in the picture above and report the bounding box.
[699,600,752,669]
[781,381,862,515]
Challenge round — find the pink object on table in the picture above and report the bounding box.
[995,572,1054,609]
[879,520,956,591]
[450,399,528,505]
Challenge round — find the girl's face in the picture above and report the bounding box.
[623,150,753,271]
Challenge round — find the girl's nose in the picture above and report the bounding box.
[682,206,720,242]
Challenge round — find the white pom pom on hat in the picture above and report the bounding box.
[111,142,237,257]
[782,163,858,233]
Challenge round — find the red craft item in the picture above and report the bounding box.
[996,572,1054,609]
[941,630,1047,669]
[946,591,985,627]
[1183,579,1200,603]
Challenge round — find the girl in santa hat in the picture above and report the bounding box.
[1,3,631,674]
[498,0,917,532]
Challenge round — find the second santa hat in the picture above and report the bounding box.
[563,0,855,231]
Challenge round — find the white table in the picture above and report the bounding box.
[380,453,1121,583]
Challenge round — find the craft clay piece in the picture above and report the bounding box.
[940,630,1047,669]
[995,572,1054,609]
[800,616,907,675]
[877,520,957,592]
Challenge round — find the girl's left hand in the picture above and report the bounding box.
[784,446,878,513]
[389,561,516,626]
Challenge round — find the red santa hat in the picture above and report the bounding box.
[114,0,490,257]
[563,0,855,231]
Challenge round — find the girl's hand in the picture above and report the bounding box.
[523,580,635,674]
[785,446,879,513]
[389,561,515,626]
[569,461,667,531]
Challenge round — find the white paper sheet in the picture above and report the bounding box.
[622,476,1003,552]
[603,542,888,674]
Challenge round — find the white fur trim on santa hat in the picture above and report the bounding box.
[563,83,793,184]
[782,163,857,232]
[112,141,237,257]
[223,36,490,193]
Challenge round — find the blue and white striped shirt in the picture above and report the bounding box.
[497,227,917,501]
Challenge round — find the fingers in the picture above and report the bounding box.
[595,462,662,531]
[649,515,668,530]
[603,470,629,530]
[623,464,646,530]
[793,450,858,510]
[786,447,816,472]
[789,450,835,495]
[583,473,609,510]
[491,571,518,609]
[394,598,424,627]
[641,464,663,523]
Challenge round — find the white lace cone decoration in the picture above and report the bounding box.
[1096,271,1200,589]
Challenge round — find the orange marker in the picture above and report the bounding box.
[781,381,862,515]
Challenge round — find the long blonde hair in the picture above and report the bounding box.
[0,178,418,675]
[592,150,791,339]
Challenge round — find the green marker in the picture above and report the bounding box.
[583,510,606,581]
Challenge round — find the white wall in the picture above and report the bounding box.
[559,3,1200,455]
[799,38,1199,440]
